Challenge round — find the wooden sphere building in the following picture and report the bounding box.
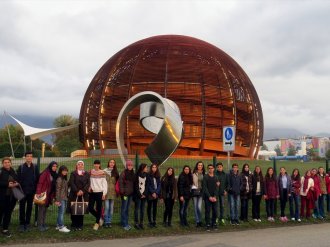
[79,35,263,158]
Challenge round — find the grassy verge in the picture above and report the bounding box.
[1,216,329,245]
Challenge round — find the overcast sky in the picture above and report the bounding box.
[0,0,329,135]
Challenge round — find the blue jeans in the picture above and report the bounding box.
[104,199,114,224]
[57,200,66,227]
[327,194,330,213]
[318,194,326,217]
[313,196,320,217]
[121,195,132,227]
[193,196,203,224]
[218,195,225,219]
[228,194,240,221]
[266,199,275,217]
[179,198,190,225]
[289,193,300,220]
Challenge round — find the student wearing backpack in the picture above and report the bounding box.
[119,160,135,231]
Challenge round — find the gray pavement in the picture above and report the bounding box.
[10,223,330,247]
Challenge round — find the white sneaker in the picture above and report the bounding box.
[253,218,258,222]
[59,226,70,233]
[297,218,301,222]
[291,218,295,221]
[267,217,272,221]
[93,223,99,231]
[99,218,104,227]
[258,219,262,222]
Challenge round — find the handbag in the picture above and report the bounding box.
[191,188,201,197]
[71,196,88,215]
[33,192,47,205]
[12,185,25,201]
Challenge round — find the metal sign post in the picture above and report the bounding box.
[223,126,236,171]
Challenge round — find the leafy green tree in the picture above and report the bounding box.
[52,115,81,156]
[326,149,330,160]
[274,144,282,156]
[287,145,297,156]
[261,144,268,151]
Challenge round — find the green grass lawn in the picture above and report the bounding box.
[1,157,328,245]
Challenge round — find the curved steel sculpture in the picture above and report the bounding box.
[116,91,183,166]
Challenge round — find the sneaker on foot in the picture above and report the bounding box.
[267,217,272,222]
[99,218,104,227]
[297,218,301,222]
[221,219,225,225]
[2,230,12,238]
[258,219,262,222]
[291,218,295,221]
[59,226,70,233]
[93,223,99,231]
[253,218,258,222]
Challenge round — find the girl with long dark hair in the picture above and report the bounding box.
[251,166,264,222]
[103,159,119,228]
[134,163,148,229]
[161,167,177,227]
[264,167,279,222]
[278,167,291,222]
[240,163,252,222]
[192,161,205,227]
[147,164,161,227]
[289,168,301,222]
[55,165,70,232]
[178,165,193,226]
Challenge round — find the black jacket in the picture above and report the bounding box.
[227,170,241,196]
[0,167,19,197]
[178,173,192,199]
[17,163,39,195]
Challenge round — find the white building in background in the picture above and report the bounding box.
[263,136,330,158]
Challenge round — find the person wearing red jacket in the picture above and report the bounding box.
[325,171,330,213]
[36,161,58,231]
[311,168,321,219]
[264,167,279,222]
[300,170,314,218]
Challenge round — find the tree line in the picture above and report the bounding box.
[0,115,82,157]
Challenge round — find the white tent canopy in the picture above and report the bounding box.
[8,113,79,140]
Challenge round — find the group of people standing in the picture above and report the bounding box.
[1,154,330,237]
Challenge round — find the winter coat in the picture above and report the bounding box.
[119,169,135,196]
[325,175,330,194]
[227,170,241,196]
[252,173,264,196]
[68,171,90,202]
[16,163,39,195]
[264,176,279,199]
[0,167,19,198]
[105,174,117,200]
[290,177,301,195]
[312,175,321,197]
[215,170,228,195]
[36,170,55,207]
[134,172,148,199]
[240,172,253,199]
[160,176,177,200]
[146,173,161,200]
[55,176,68,202]
[178,173,192,200]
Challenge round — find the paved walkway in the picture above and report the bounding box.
[10,223,330,247]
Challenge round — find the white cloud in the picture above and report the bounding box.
[0,0,329,134]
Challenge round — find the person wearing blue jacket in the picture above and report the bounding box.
[227,163,241,225]
[146,164,161,228]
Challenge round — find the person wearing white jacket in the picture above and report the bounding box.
[88,160,107,230]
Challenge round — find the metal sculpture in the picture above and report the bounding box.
[116,91,183,166]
